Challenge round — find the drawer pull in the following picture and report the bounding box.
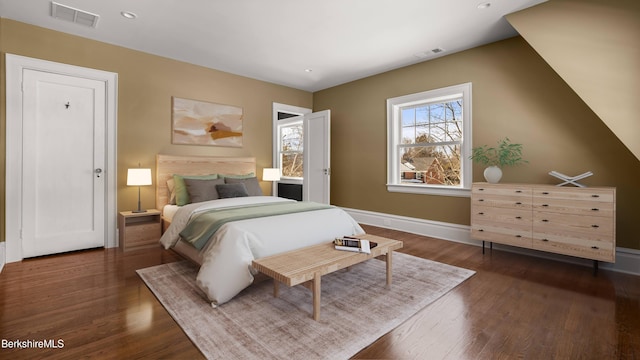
[542,191,549,195]
[478,229,484,232]
[591,225,600,228]
[515,216,522,219]
[591,208,600,211]
[478,212,485,215]
[542,219,549,222]
[591,246,599,250]
[515,202,522,205]
[542,239,549,242]
[478,188,485,191]
[515,190,522,193]
[515,235,522,238]
[479,199,484,202]
[591,194,600,198]
[542,204,549,207]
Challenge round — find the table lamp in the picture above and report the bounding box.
[127,168,152,213]
[262,168,281,182]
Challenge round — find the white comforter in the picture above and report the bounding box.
[159,196,364,306]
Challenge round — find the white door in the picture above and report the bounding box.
[303,110,331,204]
[21,69,106,257]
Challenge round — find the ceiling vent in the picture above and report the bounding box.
[51,2,100,28]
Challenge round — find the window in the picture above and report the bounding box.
[272,103,311,182]
[387,83,472,196]
[278,118,304,178]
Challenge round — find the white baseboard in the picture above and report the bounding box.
[343,207,640,276]
[0,242,5,273]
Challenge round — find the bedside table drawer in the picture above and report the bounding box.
[124,223,161,248]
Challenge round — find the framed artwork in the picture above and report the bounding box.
[172,96,243,147]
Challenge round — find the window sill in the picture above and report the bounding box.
[278,178,303,185]
[386,184,471,197]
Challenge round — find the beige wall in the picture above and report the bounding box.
[507,0,640,161]
[0,18,312,241]
[314,36,640,250]
[2,18,639,252]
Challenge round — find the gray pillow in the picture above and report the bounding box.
[216,183,249,198]
[224,176,263,196]
[184,178,225,203]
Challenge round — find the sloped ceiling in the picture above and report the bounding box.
[506,0,640,161]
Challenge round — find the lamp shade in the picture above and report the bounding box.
[262,168,281,181]
[127,168,152,186]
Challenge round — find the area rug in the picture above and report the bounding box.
[137,252,475,360]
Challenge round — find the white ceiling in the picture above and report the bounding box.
[0,0,546,92]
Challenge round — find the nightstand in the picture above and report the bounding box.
[118,209,162,251]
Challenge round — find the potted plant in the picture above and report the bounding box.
[470,137,527,183]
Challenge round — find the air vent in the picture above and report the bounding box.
[431,48,445,54]
[51,2,100,28]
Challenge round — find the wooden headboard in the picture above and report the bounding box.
[156,154,256,210]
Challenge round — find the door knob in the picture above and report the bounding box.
[95,168,103,178]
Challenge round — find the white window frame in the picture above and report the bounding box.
[277,117,304,181]
[386,82,472,197]
[272,103,311,188]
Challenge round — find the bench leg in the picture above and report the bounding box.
[273,279,279,298]
[386,250,393,288]
[313,272,321,321]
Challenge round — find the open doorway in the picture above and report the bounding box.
[272,103,331,204]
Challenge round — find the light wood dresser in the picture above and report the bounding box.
[471,183,616,272]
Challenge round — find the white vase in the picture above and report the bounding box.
[484,166,503,183]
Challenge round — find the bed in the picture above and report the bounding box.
[155,154,365,306]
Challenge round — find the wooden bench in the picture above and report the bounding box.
[251,234,403,321]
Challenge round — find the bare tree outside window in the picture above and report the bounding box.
[400,100,462,186]
[280,124,303,177]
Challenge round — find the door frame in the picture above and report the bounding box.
[5,54,118,263]
[272,103,311,196]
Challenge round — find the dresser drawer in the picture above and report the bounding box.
[472,206,532,228]
[533,212,614,240]
[472,225,532,248]
[473,183,532,197]
[471,184,532,209]
[532,196,614,217]
[532,187,615,202]
[532,235,614,262]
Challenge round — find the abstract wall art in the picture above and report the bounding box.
[172,97,243,147]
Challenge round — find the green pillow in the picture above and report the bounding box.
[173,173,218,206]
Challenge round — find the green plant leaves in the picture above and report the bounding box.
[470,137,527,168]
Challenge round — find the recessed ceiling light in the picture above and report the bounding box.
[304,69,313,73]
[121,11,137,19]
[477,2,491,9]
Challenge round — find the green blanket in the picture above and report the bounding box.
[179,201,333,250]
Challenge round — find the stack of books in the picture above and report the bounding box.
[333,236,377,254]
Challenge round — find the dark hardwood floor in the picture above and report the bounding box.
[1,225,638,359]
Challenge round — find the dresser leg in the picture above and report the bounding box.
[482,241,494,255]
[593,260,598,276]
